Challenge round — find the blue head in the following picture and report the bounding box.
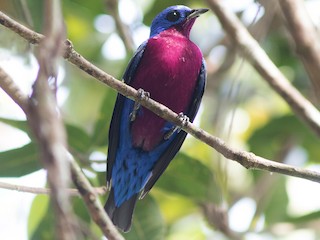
[150,5,208,38]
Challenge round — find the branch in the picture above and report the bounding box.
[0,11,43,44]
[0,66,124,240]
[0,67,29,113]
[105,0,135,54]
[0,11,319,185]
[70,157,125,240]
[201,203,241,240]
[206,0,320,137]
[26,1,80,239]
[0,181,107,196]
[279,0,320,99]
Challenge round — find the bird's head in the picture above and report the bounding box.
[150,5,208,38]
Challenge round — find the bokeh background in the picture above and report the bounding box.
[0,0,320,239]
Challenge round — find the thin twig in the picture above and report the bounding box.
[105,0,135,54]
[0,11,320,185]
[201,203,242,240]
[0,66,29,113]
[0,11,43,44]
[0,181,107,196]
[206,0,320,137]
[278,0,320,101]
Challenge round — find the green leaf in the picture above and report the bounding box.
[66,124,92,153]
[28,195,53,239]
[0,117,31,135]
[72,197,91,223]
[263,176,289,224]
[124,195,166,240]
[248,114,320,163]
[286,210,320,224]
[0,117,92,153]
[0,143,41,177]
[155,153,218,202]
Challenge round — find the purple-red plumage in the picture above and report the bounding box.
[130,27,203,151]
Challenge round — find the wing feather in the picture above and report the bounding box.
[107,42,147,184]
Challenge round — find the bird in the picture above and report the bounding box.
[104,5,208,232]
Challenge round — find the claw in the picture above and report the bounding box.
[106,180,112,191]
[129,102,140,122]
[130,88,150,122]
[164,113,189,140]
[139,190,148,199]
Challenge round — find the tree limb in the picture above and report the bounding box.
[206,0,320,137]
[26,0,80,239]
[278,0,320,101]
[0,67,29,113]
[0,12,320,185]
[105,0,135,54]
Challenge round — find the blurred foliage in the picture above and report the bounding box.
[28,195,54,239]
[125,196,166,240]
[1,0,320,239]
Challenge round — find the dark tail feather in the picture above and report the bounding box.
[104,188,138,232]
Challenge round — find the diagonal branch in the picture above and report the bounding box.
[206,0,320,137]
[0,12,320,185]
[278,0,320,100]
[0,67,29,113]
[105,0,135,54]
[69,157,124,240]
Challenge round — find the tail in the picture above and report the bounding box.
[104,188,138,232]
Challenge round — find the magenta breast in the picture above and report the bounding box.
[130,29,202,151]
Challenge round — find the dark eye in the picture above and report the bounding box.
[166,10,181,22]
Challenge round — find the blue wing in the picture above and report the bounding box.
[105,42,148,232]
[142,59,207,195]
[107,41,147,184]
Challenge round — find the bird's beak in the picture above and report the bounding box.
[187,8,209,20]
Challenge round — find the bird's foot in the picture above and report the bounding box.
[130,88,150,122]
[164,113,189,140]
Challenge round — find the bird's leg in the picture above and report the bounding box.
[130,88,150,122]
[164,113,189,140]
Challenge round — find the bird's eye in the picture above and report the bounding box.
[166,10,181,22]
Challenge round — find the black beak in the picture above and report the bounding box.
[187,8,209,20]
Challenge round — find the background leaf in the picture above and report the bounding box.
[124,195,166,240]
[28,195,53,239]
[0,143,40,177]
[248,114,320,162]
[0,117,92,154]
[91,91,116,147]
[66,124,92,153]
[155,153,219,203]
